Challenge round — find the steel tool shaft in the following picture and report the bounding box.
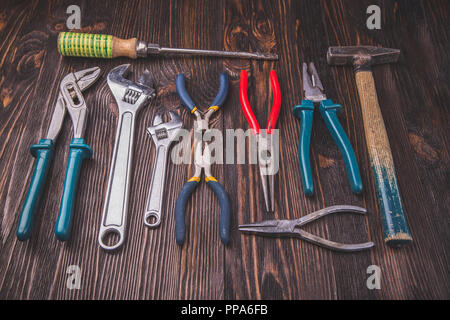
[145,46,276,60]
[58,32,278,60]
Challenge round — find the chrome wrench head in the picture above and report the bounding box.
[144,111,183,228]
[147,111,183,146]
[107,64,156,113]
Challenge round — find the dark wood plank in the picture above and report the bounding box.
[0,0,448,300]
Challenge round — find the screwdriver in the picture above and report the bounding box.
[58,32,278,60]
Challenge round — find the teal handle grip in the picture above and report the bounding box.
[320,99,363,194]
[373,162,412,245]
[17,139,55,240]
[292,100,315,196]
[206,179,231,245]
[54,138,92,241]
[175,180,199,245]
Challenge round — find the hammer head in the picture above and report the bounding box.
[327,46,400,70]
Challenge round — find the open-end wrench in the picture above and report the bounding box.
[99,64,155,251]
[144,112,183,228]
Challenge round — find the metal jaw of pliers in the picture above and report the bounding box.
[175,72,231,245]
[17,67,101,241]
[292,63,362,196]
[301,62,327,102]
[239,205,374,252]
[258,135,276,212]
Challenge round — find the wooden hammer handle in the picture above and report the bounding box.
[355,70,412,246]
[58,32,138,59]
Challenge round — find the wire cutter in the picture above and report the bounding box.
[292,62,362,196]
[239,70,281,212]
[175,72,231,245]
[17,67,101,241]
[239,205,374,252]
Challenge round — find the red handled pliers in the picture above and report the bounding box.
[239,70,281,211]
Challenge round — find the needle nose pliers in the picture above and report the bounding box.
[17,67,101,241]
[175,72,231,245]
[239,205,374,252]
[239,70,281,212]
[293,62,362,196]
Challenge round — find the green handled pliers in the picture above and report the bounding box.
[293,63,363,196]
[17,67,101,241]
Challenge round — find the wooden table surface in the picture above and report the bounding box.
[0,0,448,300]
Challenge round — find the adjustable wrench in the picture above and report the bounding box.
[144,112,183,228]
[99,64,155,250]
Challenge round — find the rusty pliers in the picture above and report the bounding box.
[239,205,374,252]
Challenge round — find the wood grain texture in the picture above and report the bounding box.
[112,36,137,58]
[0,0,448,300]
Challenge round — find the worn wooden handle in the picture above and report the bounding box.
[355,70,412,246]
[58,32,137,59]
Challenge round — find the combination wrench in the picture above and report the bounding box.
[144,112,183,228]
[99,64,155,250]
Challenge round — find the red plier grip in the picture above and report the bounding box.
[266,70,281,134]
[239,70,261,134]
[239,70,281,135]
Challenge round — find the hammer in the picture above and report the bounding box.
[327,46,412,246]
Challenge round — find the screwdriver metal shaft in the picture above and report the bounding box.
[58,32,278,60]
[144,44,278,60]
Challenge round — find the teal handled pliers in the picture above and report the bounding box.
[292,63,362,196]
[175,73,231,245]
[17,67,101,241]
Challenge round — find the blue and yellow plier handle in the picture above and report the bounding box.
[174,73,231,245]
[293,63,362,196]
[176,72,228,116]
[175,165,231,245]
